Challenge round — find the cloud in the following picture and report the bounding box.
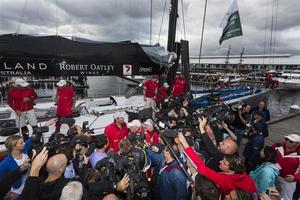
[0,0,299,56]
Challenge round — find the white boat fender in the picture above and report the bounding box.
[289,104,300,114]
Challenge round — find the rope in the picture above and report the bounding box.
[196,0,208,96]
[269,0,276,62]
[263,2,270,65]
[150,0,153,45]
[272,0,279,65]
[158,0,168,43]
[180,0,186,40]
[16,0,29,34]
[55,0,58,36]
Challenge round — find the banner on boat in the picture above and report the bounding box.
[0,59,158,76]
[0,34,170,76]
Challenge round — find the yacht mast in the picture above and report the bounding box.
[167,0,179,53]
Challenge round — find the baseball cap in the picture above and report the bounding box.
[128,119,141,127]
[15,78,29,87]
[57,80,67,87]
[113,111,127,120]
[284,134,300,143]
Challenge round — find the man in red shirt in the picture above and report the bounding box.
[104,111,129,152]
[143,75,159,109]
[171,74,187,98]
[273,134,300,200]
[8,78,38,131]
[155,82,169,109]
[143,119,159,145]
[55,80,76,118]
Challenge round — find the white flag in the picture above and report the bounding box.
[219,0,243,44]
[219,0,239,28]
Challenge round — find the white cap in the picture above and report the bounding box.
[15,78,29,87]
[57,80,67,87]
[163,82,169,88]
[113,111,127,120]
[284,134,300,143]
[128,119,142,127]
[143,119,153,126]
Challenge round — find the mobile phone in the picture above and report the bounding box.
[266,189,271,196]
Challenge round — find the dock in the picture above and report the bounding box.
[265,112,300,145]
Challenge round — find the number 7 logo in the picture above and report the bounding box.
[123,64,132,75]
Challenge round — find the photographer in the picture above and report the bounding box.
[251,100,270,122]
[167,98,192,129]
[19,147,69,200]
[146,140,188,200]
[198,117,238,172]
[178,133,257,196]
[83,167,130,200]
[89,135,108,169]
[229,104,251,145]
[243,122,265,173]
[252,111,269,138]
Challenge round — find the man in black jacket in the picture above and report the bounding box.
[20,149,69,200]
[199,117,238,172]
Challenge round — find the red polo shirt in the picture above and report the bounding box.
[8,87,38,111]
[56,86,75,117]
[104,122,129,152]
[145,129,159,144]
[144,79,159,98]
[171,77,187,97]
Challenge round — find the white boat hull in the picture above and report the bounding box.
[277,79,300,91]
[0,95,145,151]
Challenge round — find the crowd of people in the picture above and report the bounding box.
[0,76,299,200]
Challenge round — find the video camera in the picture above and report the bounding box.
[96,149,151,200]
[194,104,234,127]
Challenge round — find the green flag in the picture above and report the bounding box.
[219,0,243,45]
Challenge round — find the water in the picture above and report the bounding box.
[2,76,300,118]
[267,90,300,118]
[84,78,300,118]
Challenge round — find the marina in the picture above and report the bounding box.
[0,0,299,199]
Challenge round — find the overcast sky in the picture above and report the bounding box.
[0,0,299,56]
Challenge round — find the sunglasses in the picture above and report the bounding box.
[285,138,295,143]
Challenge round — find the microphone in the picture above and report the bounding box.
[125,82,144,99]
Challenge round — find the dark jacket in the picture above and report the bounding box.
[20,176,68,200]
[201,132,224,172]
[243,132,264,164]
[146,148,187,200]
[251,107,270,122]
[85,179,117,200]
[253,119,269,138]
